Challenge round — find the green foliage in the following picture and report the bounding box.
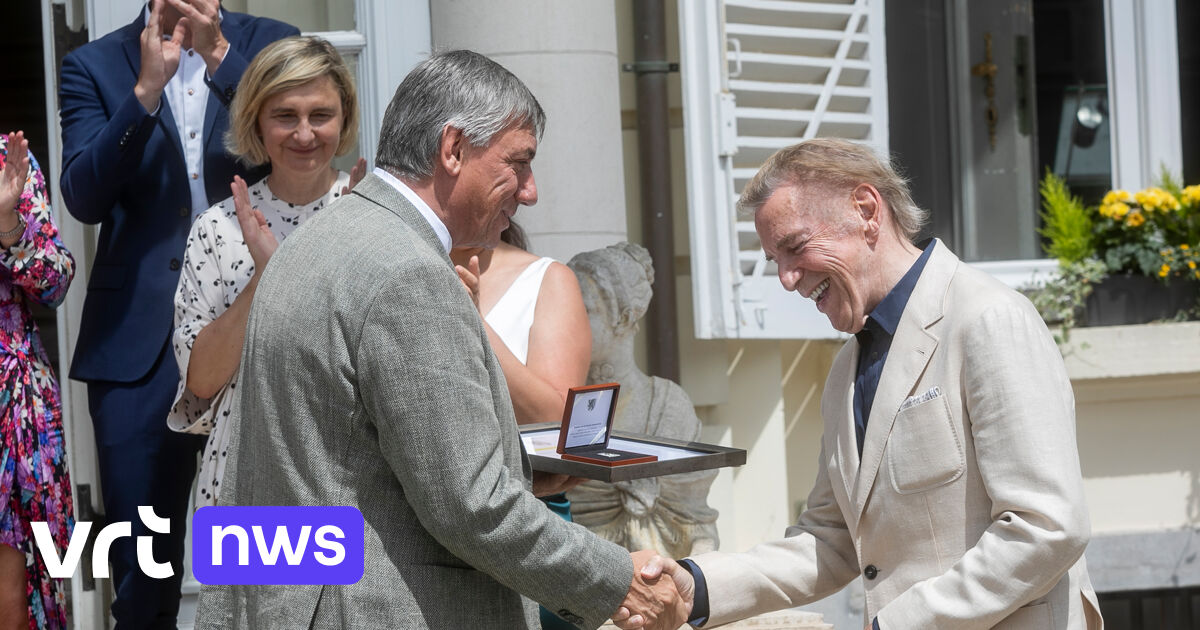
[1028,258,1107,345]
[1038,171,1094,263]
[1155,165,1183,197]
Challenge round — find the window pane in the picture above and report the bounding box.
[1179,0,1200,185]
[1034,0,1111,205]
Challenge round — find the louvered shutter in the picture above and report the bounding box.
[680,0,889,339]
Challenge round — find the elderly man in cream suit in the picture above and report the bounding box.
[194,50,688,630]
[642,139,1103,630]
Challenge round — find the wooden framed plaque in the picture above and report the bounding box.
[521,423,747,483]
[556,383,658,466]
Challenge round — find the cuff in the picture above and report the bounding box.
[679,558,710,627]
[873,617,881,630]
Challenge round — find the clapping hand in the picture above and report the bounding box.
[610,550,692,630]
[1,131,29,217]
[135,0,187,112]
[231,175,278,273]
[341,157,368,196]
[455,254,481,310]
[164,0,228,75]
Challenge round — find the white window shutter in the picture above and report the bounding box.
[680,0,888,339]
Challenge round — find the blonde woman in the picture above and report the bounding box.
[166,36,364,506]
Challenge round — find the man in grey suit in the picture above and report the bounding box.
[194,50,688,629]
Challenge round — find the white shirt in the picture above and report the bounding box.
[373,167,452,253]
[143,5,225,218]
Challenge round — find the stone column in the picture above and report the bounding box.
[430,0,628,261]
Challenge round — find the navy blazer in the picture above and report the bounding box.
[59,9,297,383]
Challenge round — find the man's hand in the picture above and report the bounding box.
[530,471,584,497]
[610,550,691,630]
[165,0,228,76]
[638,554,695,607]
[135,0,186,112]
[231,175,278,271]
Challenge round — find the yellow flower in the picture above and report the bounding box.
[1159,264,1170,277]
[1134,187,1181,212]
[1100,201,1129,219]
[1183,185,1200,205]
[1189,261,1197,270]
[1125,210,1145,227]
[1182,244,1191,250]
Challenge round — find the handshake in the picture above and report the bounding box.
[610,551,695,630]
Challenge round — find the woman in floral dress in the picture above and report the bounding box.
[166,37,362,507]
[0,130,75,629]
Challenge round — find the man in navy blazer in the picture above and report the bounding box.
[58,1,296,626]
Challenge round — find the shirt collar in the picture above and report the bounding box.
[372,167,452,254]
[862,239,936,338]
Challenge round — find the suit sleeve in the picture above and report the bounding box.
[357,269,633,630]
[875,298,1090,628]
[204,21,299,108]
[690,440,861,626]
[58,49,160,225]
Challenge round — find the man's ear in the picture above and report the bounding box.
[852,184,883,243]
[438,125,466,177]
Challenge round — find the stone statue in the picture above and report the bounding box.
[566,242,720,558]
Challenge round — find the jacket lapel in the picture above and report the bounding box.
[850,240,956,521]
[828,339,860,510]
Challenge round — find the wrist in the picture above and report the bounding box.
[0,213,26,243]
[0,208,20,230]
[204,39,229,77]
[134,83,161,113]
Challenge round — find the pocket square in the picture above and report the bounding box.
[900,386,943,412]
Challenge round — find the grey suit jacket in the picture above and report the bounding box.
[693,241,1103,629]
[194,174,632,629]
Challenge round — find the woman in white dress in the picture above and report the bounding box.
[166,36,364,507]
[452,221,591,426]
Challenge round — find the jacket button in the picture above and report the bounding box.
[864,564,878,580]
[179,207,190,218]
[225,87,235,100]
[169,258,181,271]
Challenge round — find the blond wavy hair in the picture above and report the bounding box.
[224,36,358,166]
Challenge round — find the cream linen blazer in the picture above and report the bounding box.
[692,241,1103,629]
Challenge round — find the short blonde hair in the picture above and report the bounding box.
[225,36,359,167]
[737,138,928,242]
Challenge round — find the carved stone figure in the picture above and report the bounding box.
[566,242,720,558]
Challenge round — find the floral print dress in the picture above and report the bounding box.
[0,137,76,629]
[167,172,349,508]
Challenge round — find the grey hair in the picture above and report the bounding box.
[736,138,928,243]
[375,50,546,180]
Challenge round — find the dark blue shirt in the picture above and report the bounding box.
[853,240,935,455]
[683,240,936,629]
